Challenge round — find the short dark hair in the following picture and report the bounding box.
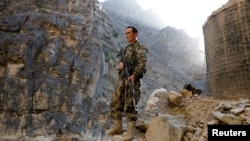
[126,26,138,33]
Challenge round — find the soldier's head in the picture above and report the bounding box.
[125,26,138,44]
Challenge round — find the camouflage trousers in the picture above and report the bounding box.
[109,78,141,122]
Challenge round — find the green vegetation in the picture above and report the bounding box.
[112,30,119,38]
[105,53,115,63]
[40,8,50,13]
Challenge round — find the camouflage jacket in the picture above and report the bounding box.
[122,41,148,79]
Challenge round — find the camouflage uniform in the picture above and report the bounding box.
[110,41,148,122]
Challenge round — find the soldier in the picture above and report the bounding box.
[106,26,148,140]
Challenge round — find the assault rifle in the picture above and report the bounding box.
[118,47,138,113]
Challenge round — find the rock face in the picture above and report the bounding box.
[203,0,250,99]
[0,0,119,140]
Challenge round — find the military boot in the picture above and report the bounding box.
[105,120,123,135]
[122,121,136,141]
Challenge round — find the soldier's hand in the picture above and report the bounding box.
[118,62,124,70]
[128,74,135,85]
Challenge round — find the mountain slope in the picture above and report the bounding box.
[100,0,207,110]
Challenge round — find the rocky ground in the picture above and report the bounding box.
[104,88,249,141]
[0,89,246,141]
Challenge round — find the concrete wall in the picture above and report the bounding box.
[203,0,250,99]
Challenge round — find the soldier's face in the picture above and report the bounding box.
[125,28,137,44]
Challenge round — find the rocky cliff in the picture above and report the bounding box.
[0,0,120,140]
[0,0,208,140]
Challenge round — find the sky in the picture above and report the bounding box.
[98,0,229,38]
[135,0,229,38]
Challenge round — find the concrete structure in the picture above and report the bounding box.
[203,0,250,99]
